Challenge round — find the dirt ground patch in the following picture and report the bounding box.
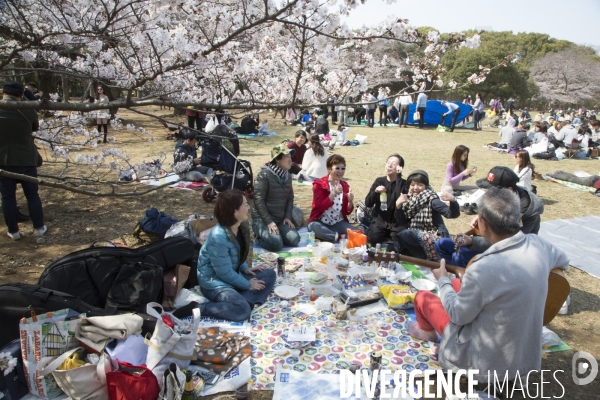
[1,108,599,398]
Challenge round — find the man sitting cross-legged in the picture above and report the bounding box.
[407,187,568,385]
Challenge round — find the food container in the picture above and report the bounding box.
[339,286,382,308]
[303,279,333,295]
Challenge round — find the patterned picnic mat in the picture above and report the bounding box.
[249,279,440,390]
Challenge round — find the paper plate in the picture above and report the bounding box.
[275,285,300,299]
[296,303,318,315]
[259,252,279,262]
[411,279,437,291]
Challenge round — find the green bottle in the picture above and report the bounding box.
[181,370,198,400]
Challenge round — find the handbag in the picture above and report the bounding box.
[37,347,108,400]
[346,229,367,248]
[413,111,420,120]
[19,309,82,399]
[144,302,200,385]
[0,339,29,400]
[106,361,160,400]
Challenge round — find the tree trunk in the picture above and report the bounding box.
[62,74,69,103]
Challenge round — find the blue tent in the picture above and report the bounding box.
[407,100,472,127]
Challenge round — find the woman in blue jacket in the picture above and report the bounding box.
[197,190,276,321]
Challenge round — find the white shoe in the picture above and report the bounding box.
[7,231,21,241]
[34,226,47,237]
[559,295,570,315]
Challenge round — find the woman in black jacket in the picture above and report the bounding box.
[364,154,406,246]
[394,170,460,261]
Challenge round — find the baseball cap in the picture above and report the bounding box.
[476,166,519,189]
[270,145,295,161]
[3,81,24,95]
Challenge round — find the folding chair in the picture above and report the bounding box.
[565,138,582,159]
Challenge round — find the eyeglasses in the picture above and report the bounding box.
[334,167,346,171]
[97,88,103,91]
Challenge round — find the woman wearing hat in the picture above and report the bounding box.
[394,170,460,260]
[251,145,300,251]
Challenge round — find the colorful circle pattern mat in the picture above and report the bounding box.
[249,285,440,390]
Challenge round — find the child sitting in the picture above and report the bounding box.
[259,119,269,135]
[336,123,349,146]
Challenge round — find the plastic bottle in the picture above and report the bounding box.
[182,370,198,400]
[310,288,318,301]
[380,192,387,211]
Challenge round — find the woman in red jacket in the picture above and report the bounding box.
[307,154,360,242]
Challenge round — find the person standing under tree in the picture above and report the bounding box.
[0,81,47,241]
[95,86,110,143]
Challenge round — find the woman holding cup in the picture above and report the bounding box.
[364,153,407,246]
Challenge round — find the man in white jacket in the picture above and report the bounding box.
[408,187,569,390]
[394,91,412,127]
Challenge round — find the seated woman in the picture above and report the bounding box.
[307,154,359,242]
[287,130,308,175]
[196,190,276,322]
[251,145,301,251]
[237,114,259,134]
[440,145,478,195]
[513,150,534,191]
[394,170,460,260]
[298,134,329,182]
[173,130,215,182]
[364,154,407,246]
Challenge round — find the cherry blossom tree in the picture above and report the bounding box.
[0,0,489,196]
[530,48,600,105]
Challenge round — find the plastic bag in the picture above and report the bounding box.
[542,327,561,349]
[379,285,416,309]
[173,287,209,309]
[354,134,367,144]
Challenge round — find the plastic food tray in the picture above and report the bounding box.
[338,286,382,308]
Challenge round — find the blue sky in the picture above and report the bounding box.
[343,0,600,49]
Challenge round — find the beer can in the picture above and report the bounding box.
[370,351,382,367]
[277,257,285,277]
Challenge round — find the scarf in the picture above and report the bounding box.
[267,162,289,183]
[402,188,439,232]
[402,188,440,261]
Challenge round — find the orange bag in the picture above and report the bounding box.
[346,229,367,248]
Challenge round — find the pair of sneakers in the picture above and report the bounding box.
[7,225,47,241]
[461,203,478,215]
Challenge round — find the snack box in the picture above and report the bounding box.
[339,286,382,308]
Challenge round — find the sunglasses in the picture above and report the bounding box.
[97,88,103,91]
[334,167,346,171]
